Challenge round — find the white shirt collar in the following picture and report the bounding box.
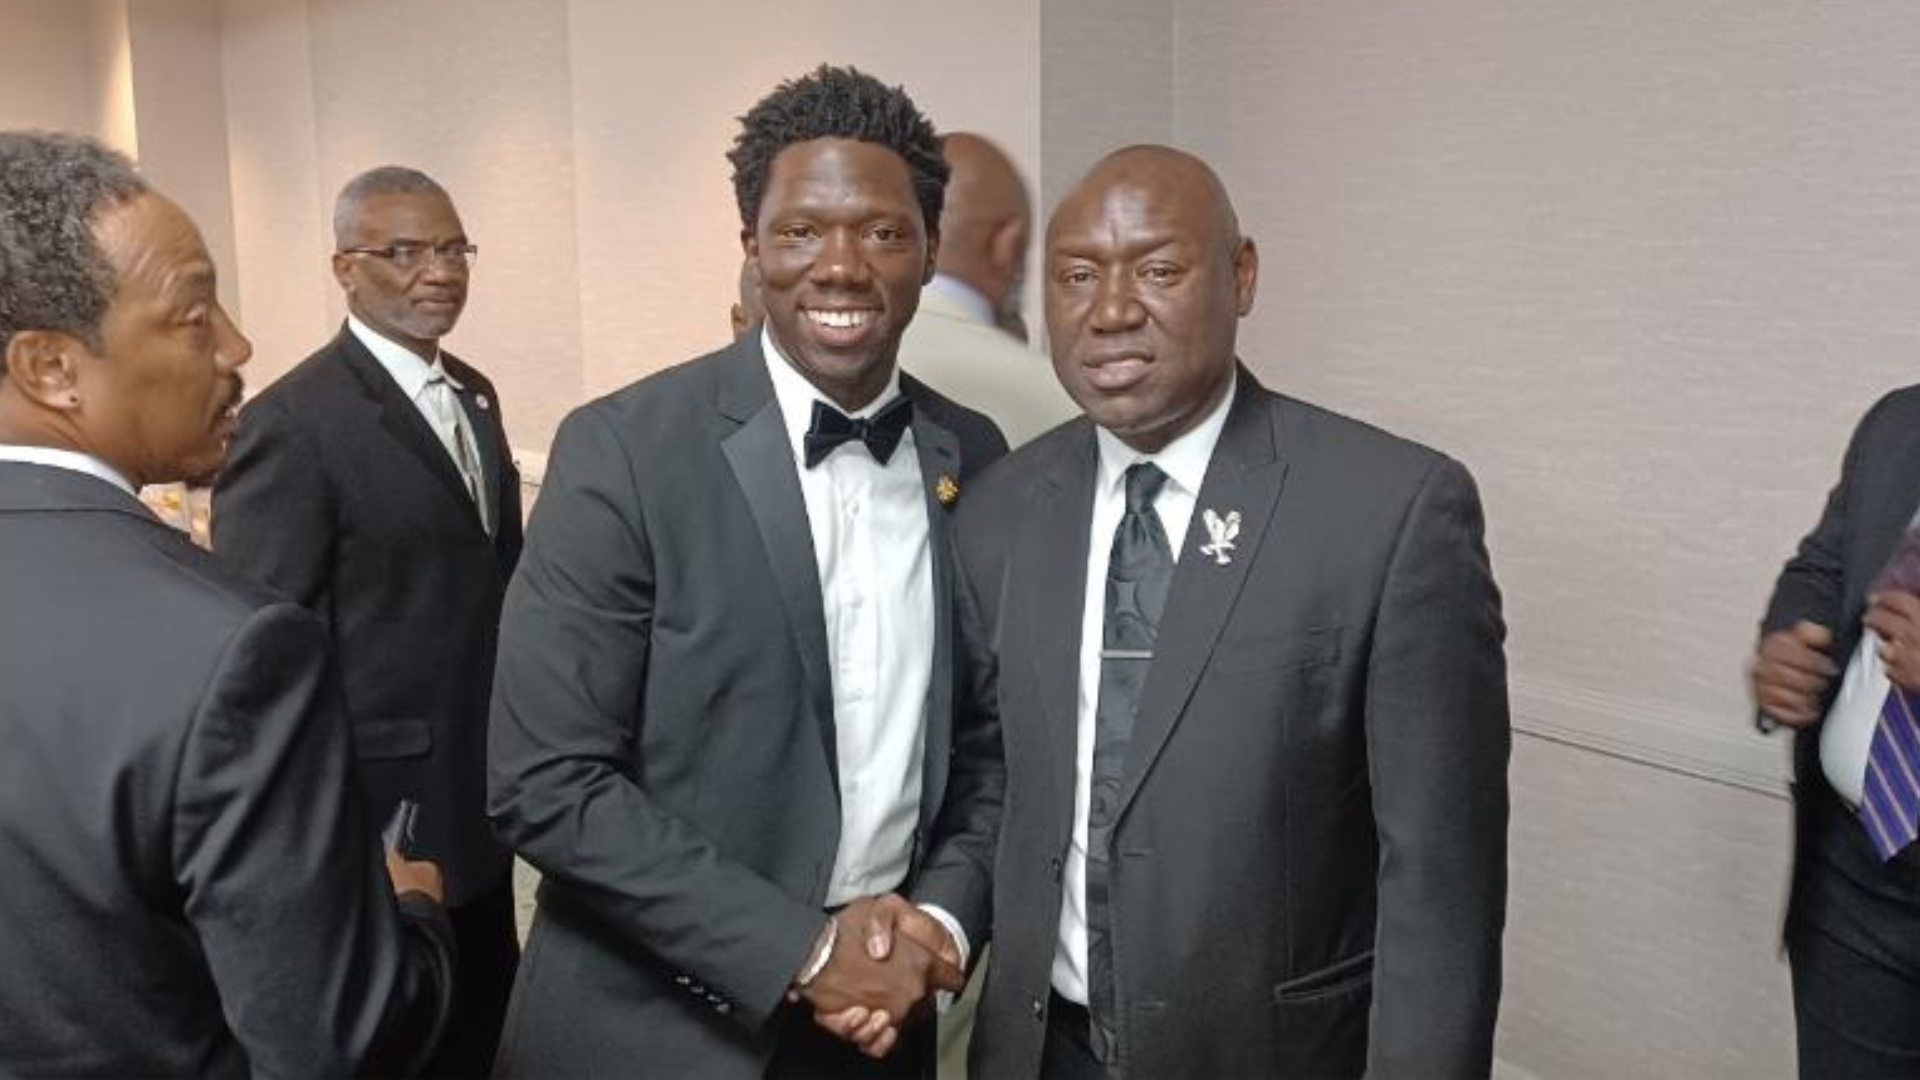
[922,273,996,327]
[760,325,905,464]
[1092,369,1238,501]
[346,314,461,397]
[0,444,137,495]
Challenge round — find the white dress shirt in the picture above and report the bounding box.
[347,315,486,521]
[0,445,135,495]
[1822,636,1884,807]
[1816,500,1920,806]
[1053,375,1236,1005]
[762,328,935,906]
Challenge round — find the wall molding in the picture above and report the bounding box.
[1510,675,1790,800]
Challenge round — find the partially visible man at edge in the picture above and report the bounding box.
[0,130,456,1078]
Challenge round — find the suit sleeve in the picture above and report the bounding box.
[1760,398,1882,637]
[211,397,336,613]
[487,406,825,1032]
[911,522,1006,949]
[1363,458,1510,1079]
[173,604,455,1079]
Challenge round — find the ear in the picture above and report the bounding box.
[1232,237,1259,316]
[330,251,356,292]
[3,329,88,411]
[988,218,1025,277]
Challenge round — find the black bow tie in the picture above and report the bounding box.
[803,396,913,468]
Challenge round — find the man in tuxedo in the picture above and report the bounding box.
[899,131,1074,448]
[486,65,1005,1078]
[212,165,522,1078]
[1753,390,1920,1077]
[861,145,1511,1078]
[0,130,455,1077]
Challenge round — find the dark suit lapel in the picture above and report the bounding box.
[907,392,963,831]
[717,339,838,786]
[333,329,486,534]
[1116,375,1287,821]
[1020,425,1099,829]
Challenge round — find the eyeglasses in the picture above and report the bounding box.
[338,240,479,272]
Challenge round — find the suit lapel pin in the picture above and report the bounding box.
[475,393,491,411]
[1199,508,1241,565]
[935,473,960,508]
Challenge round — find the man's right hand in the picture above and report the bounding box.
[384,848,445,904]
[1752,620,1837,728]
[796,900,964,1055]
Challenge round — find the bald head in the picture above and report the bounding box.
[1049,144,1242,257]
[935,132,1031,321]
[1043,143,1257,453]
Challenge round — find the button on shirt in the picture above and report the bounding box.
[762,328,934,906]
[1053,375,1235,1006]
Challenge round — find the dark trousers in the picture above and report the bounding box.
[422,879,521,1079]
[765,1000,934,1080]
[1040,992,1107,1080]
[1788,791,1920,1080]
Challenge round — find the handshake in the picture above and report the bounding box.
[789,893,966,1060]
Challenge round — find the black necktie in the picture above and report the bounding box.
[803,396,913,468]
[1085,461,1173,1067]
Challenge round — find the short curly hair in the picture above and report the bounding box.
[727,64,948,236]
[0,131,149,354]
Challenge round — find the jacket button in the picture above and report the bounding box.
[1032,997,1046,1021]
[1049,855,1063,881]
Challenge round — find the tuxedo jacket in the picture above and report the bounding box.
[213,326,523,906]
[486,334,1007,1077]
[0,463,454,1077]
[1761,384,1920,935]
[915,372,1511,1079]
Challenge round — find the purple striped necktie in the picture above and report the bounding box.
[1860,682,1920,861]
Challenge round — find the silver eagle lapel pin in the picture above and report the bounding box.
[1199,508,1241,565]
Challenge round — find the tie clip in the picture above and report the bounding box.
[1100,649,1154,661]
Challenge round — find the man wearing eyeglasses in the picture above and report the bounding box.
[212,165,523,1078]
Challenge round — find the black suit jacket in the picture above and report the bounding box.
[0,462,454,1077]
[486,335,1007,1077]
[213,326,523,905]
[1761,384,1920,933]
[916,373,1510,1079]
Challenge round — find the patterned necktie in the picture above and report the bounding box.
[423,368,490,533]
[802,396,914,468]
[1085,462,1173,1066]
[1860,683,1920,861]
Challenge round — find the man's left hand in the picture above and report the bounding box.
[1865,591,1920,691]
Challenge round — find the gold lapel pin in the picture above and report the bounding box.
[935,473,960,507]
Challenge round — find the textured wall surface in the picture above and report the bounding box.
[564,0,1042,402]
[1170,2,1920,1074]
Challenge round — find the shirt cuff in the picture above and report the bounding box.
[917,903,970,1013]
[795,917,837,987]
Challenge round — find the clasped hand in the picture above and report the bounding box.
[793,893,963,1060]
